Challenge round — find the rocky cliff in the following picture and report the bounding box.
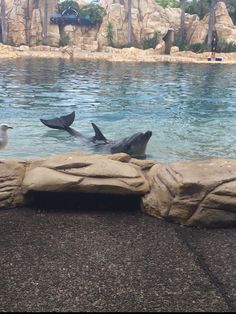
[1,0,236,51]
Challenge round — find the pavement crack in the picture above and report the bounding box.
[175,227,236,312]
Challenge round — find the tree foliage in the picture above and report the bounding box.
[141,31,160,49]
[154,0,179,8]
[56,1,106,26]
[223,0,236,24]
[155,0,236,24]
[79,3,106,25]
[185,0,236,23]
[57,0,106,25]
[185,0,211,19]
[57,0,80,14]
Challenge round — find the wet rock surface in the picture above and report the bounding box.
[1,206,236,312]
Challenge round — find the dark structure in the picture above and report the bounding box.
[163,29,174,54]
[50,7,95,26]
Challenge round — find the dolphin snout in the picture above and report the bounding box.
[145,131,152,138]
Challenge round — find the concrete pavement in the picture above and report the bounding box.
[1,203,236,312]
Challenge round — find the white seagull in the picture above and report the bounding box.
[0,124,13,151]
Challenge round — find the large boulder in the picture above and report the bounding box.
[0,160,27,209]
[186,15,208,45]
[22,152,150,195]
[7,0,27,46]
[0,43,18,59]
[141,159,236,227]
[5,0,59,46]
[98,0,179,47]
[215,1,236,44]
[187,1,236,45]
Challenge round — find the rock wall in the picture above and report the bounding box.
[1,152,236,228]
[187,1,236,45]
[98,0,181,48]
[1,0,236,50]
[3,0,60,47]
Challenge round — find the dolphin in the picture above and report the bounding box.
[40,111,152,159]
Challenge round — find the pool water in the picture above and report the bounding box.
[1,58,236,163]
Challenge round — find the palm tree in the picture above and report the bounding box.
[0,0,7,44]
[207,0,217,47]
[128,0,132,45]
[180,0,187,43]
[42,0,48,45]
[25,0,30,45]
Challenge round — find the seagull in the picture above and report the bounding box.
[0,124,13,151]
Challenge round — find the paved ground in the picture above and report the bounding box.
[1,197,236,312]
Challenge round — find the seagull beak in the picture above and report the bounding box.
[8,126,13,129]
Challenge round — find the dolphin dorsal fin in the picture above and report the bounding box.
[91,123,107,142]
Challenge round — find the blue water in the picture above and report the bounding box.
[0,58,236,162]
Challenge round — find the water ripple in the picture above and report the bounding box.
[0,59,236,162]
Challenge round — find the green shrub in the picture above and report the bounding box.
[114,44,133,49]
[106,22,114,47]
[173,30,210,53]
[141,31,160,50]
[59,35,70,47]
[173,30,189,51]
[155,0,179,8]
[189,42,208,53]
[217,37,236,52]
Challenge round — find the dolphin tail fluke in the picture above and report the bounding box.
[40,111,75,130]
[91,122,108,142]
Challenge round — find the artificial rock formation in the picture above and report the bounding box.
[187,1,236,45]
[98,0,181,48]
[22,152,150,195]
[4,0,59,47]
[0,160,27,209]
[1,152,236,228]
[142,159,236,228]
[2,1,236,51]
